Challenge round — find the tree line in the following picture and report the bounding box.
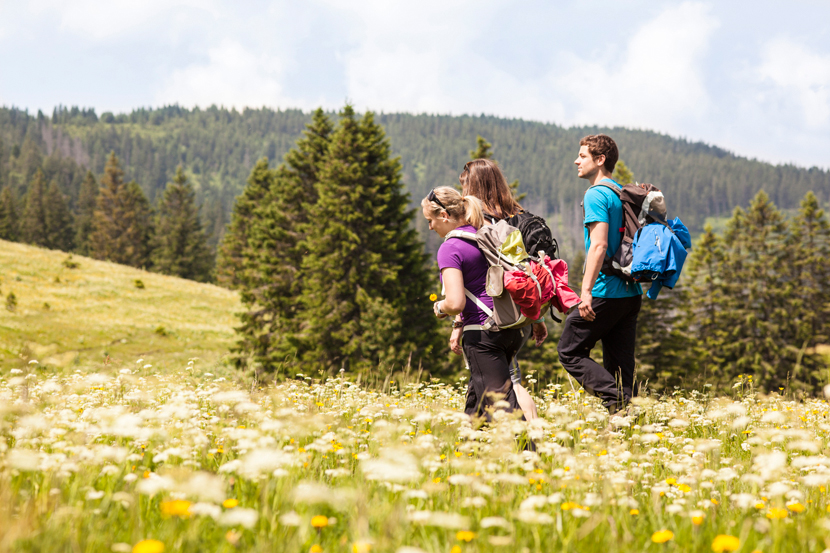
[0,151,212,282]
[1,105,828,263]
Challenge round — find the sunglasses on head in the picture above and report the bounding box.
[427,188,448,212]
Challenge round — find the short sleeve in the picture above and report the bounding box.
[437,240,463,271]
[583,188,612,226]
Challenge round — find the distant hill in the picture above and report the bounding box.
[0,239,240,369]
[1,105,828,257]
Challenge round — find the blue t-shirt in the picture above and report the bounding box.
[436,225,493,325]
[583,179,643,298]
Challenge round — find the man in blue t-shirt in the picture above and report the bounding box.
[557,134,642,414]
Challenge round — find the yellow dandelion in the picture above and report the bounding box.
[454,451,462,457]
[710,498,719,505]
[311,515,329,528]
[677,484,691,493]
[651,530,674,544]
[665,478,677,485]
[352,542,372,553]
[766,508,788,520]
[222,498,239,509]
[692,515,704,526]
[456,530,475,542]
[711,534,740,552]
[561,502,577,511]
[310,546,323,553]
[433,477,441,484]
[132,540,165,553]
[629,509,639,515]
[755,502,765,510]
[787,503,805,513]
[450,547,461,553]
[160,500,191,518]
[429,294,438,301]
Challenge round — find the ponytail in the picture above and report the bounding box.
[461,195,484,229]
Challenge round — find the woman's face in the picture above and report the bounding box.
[423,206,456,238]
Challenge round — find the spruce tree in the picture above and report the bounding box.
[234,109,334,370]
[21,169,48,246]
[216,160,276,289]
[74,171,98,255]
[44,180,74,251]
[786,191,830,387]
[0,186,19,241]
[152,166,212,281]
[90,152,153,268]
[297,106,441,373]
[612,160,634,185]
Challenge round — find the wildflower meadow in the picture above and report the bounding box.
[3,362,830,553]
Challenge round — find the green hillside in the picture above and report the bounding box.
[1,105,828,259]
[0,240,240,370]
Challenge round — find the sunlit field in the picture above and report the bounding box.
[3,363,830,553]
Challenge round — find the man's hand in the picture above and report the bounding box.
[579,291,596,321]
[531,321,548,346]
[449,327,462,355]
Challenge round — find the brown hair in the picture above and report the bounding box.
[458,159,521,219]
[579,134,619,173]
[421,187,485,229]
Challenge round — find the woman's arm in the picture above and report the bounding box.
[434,268,466,317]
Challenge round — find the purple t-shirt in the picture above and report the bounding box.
[437,225,493,326]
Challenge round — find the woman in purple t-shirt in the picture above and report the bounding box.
[421,186,523,419]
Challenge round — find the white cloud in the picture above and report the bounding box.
[154,39,297,110]
[26,0,221,40]
[556,2,719,132]
[758,38,830,128]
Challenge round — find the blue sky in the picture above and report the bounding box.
[1,1,829,168]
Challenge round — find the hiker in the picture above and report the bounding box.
[557,134,642,414]
[459,159,547,419]
[422,186,523,419]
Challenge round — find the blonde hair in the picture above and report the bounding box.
[421,186,485,229]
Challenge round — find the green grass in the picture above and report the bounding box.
[0,240,241,371]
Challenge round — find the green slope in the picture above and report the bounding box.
[0,240,240,370]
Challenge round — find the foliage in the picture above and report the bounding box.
[0,186,18,241]
[151,166,212,282]
[74,170,98,255]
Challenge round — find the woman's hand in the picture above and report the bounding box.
[433,301,448,319]
[449,326,463,355]
[532,321,548,346]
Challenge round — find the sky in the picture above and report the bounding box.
[1,0,829,168]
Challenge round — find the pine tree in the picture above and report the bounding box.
[612,160,634,185]
[297,106,441,373]
[21,169,48,246]
[786,191,830,388]
[0,186,19,241]
[44,180,74,251]
[90,152,153,268]
[152,166,212,281]
[234,109,334,371]
[216,160,276,290]
[74,171,98,255]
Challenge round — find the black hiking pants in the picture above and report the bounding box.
[557,295,642,413]
[462,328,524,419]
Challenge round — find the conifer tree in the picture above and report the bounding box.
[21,169,48,246]
[612,160,634,185]
[297,106,441,373]
[234,109,334,370]
[74,171,98,255]
[216,160,276,289]
[44,180,74,251]
[90,152,153,268]
[786,191,830,387]
[0,186,19,241]
[152,166,212,281]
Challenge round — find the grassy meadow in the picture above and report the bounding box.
[0,240,240,370]
[3,242,830,552]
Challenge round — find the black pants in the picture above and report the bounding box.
[463,328,523,419]
[557,295,642,413]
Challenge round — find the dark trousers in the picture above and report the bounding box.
[557,295,642,413]
[463,328,524,419]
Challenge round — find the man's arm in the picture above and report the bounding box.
[579,221,609,322]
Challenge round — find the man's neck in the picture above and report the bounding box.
[587,168,614,187]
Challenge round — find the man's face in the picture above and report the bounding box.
[574,145,604,180]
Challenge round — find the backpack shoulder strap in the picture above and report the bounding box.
[581,180,622,218]
[444,229,478,242]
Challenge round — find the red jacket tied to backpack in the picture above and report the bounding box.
[503,256,581,321]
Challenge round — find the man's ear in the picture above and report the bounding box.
[596,154,606,169]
